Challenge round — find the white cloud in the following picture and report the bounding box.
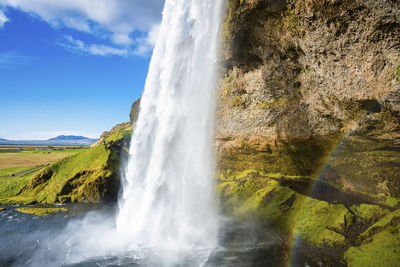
[61,35,129,57]
[63,16,91,32]
[0,0,164,56]
[0,9,9,28]
[112,33,133,46]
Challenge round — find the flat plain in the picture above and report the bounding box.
[0,147,86,174]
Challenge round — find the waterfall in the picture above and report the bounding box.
[116,0,224,264]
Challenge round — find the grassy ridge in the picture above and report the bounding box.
[0,129,132,205]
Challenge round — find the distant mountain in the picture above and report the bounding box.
[0,138,8,141]
[48,135,90,141]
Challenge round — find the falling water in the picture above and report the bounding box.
[117,0,224,264]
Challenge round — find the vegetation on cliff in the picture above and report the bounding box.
[217,0,400,265]
[0,126,132,205]
[217,169,400,265]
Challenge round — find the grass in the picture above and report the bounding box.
[0,149,86,169]
[15,207,68,216]
[0,166,38,176]
[1,129,131,205]
[0,169,41,199]
[9,145,111,204]
[0,148,87,202]
[106,129,132,143]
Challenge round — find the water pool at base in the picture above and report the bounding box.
[0,204,285,267]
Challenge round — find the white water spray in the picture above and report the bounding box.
[117,0,224,263]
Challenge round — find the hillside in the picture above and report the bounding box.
[0,126,132,204]
[0,96,140,205]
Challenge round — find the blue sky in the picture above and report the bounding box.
[0,0,164,140]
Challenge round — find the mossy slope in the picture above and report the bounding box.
[344,210,400,266]
[219,171,354,247]
[0,128,132,205]
[217,169,400,264]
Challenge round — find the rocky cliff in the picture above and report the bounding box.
[217,0,400,195]
[216,0,400,265]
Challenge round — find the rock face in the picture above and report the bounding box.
[217,0,400,265]
[217,0,400,196]
[129,98,141,124]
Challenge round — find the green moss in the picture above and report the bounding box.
[15,207,68,216]
[345,229,400,267]
[345,210,400,266]
[350,204,390,221]
[218,170,352,247]
[217,135,341,177]
[218,172,262,214]
[395,65,400,82]
[385,196,400,208]
[358,210,400,241]
[296,199,351,246]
